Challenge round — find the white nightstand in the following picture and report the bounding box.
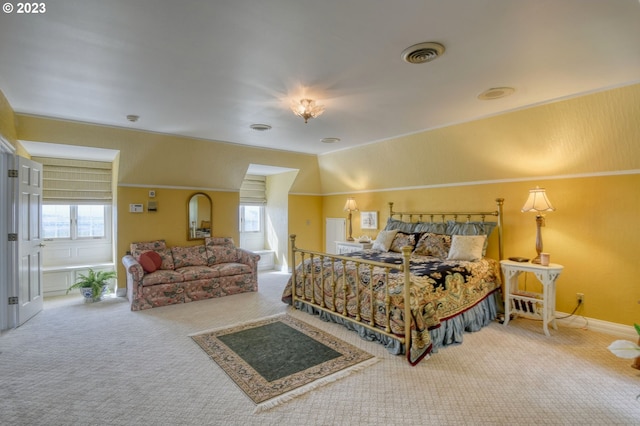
[500,260,564,336]
[335,241,373,254]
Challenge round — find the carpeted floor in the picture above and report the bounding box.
[1,271,639,425]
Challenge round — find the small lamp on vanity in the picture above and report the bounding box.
[343,197,358,242]
[521,186,555,264]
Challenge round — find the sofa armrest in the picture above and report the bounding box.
[122,255,144,308]
[236,248,260,268]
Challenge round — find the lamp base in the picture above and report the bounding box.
[531,255,541,264]
[346,237,354,242]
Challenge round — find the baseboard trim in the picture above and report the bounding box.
[555,311,637,340]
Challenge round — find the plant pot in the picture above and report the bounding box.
[78,286,108,303]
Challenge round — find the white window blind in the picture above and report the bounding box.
[239,174,266,205]
[33,157,113,204]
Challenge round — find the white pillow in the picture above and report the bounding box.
[446,235,487,261]
[372,229,398,252]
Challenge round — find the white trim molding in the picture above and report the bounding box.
[555,311,638,340]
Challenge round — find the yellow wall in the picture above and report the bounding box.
[288,194,323,256]
[0,89,28,156]
[117,186,239,285]
[321,174,640,326]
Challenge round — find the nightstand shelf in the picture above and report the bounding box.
[335,241,373,254]
[500,260,564,336]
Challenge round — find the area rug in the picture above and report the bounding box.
[190,314,377,412]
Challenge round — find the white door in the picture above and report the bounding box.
[15,156,44,326]
[325,218,346,254]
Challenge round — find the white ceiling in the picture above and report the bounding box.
[1,0,639,156]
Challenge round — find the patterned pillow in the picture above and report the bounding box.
[446,235,487,261]
[155,248,176,270]
[130,240,167,258]
[389,232,419,253]
[208,246,239,265]
[171,245,208,268]
[372,229,398,252]
[414,233,452,258]
[205,237,236,248]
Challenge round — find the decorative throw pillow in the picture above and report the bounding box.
[447,235,487,261]
[389,232,419,253]
[154,247,176,270]
[372,229,398,252]
[205,237,236,248]
[208,245,239,265]
[130,240,167,259]
[138,251,162,273]
[171,245,208,268]
[414,233,452,258]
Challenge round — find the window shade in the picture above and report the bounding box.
[33,157,113,204]
[239,174,266,205]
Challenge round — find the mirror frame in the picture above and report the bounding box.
[187,192,212,241]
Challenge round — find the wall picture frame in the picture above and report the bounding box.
[360,211,378,229]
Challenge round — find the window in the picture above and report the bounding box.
[43,205,110,240]
[239,205,263,233]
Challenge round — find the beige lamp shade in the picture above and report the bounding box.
[521,187,555,213]
[343,197,358,212]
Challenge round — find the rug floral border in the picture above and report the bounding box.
[191,314,375,404]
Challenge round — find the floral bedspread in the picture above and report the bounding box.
[282,250,501,364]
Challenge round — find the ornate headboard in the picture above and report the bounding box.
[387,198,505,260]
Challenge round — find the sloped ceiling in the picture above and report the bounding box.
[1,0,639,155]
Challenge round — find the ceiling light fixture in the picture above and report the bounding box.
[249,123,272,131]
[477,87,515,100]
[401,42,445,64]
[291,99,325,123]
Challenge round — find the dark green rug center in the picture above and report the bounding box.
[217,321,341,382]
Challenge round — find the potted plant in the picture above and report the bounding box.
[67,269,117,302]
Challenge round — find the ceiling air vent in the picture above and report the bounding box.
[477,87,515,100]
[249,124,272,131]
[401,42,445,64]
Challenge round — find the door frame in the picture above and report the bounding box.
[0,137,16,331]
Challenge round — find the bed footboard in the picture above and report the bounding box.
[289,234,413,362]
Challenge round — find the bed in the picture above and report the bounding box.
[282,199,504,365]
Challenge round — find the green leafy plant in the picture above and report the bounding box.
[66,269,117,301]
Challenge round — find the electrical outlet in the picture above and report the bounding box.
[576,293,584,304]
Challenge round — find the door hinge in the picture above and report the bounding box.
[8,233,17,241]
[8,169,18,178]
[8,297,18,305]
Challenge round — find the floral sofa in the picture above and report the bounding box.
[122,237,260,311]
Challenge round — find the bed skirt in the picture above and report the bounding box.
[294,290,499,360]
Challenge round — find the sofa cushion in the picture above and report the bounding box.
[205,237,236,248]
[141,270,185,286]
[130,240,167,258]
[155,248,175,270]
[138,251,162,273]
[175,265,220,281]
[207,245,239,265]
[209,262,252,277]
[171,245,208,268]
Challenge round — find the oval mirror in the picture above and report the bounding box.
[187,192,212,240]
